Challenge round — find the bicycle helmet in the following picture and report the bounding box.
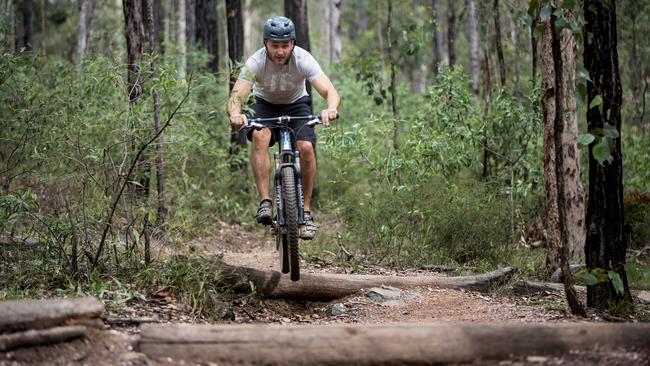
[263,16,296,42]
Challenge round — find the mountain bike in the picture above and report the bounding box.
[246,114,327,281]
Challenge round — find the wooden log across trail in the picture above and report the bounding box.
[0,297,103,351]
[218,263,517,301]
[139,322,650,365]
[0,297,104,332]
[0,325,87,351]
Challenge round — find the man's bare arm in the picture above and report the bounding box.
[228,79,253,129]
[311,74,340,125]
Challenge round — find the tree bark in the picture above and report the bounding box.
[467,0,479,95]
[447,0,456,66]
[243,0,252,56]
[540,12,585,317]
[218,263,516,301]
[559,4,585,263]
[493,0,506,88]
[584,0,632,309]
[139,322,650,366]
[481,48,492,178]
[195,0,219,73]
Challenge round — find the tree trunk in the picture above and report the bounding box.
[540,10,585,317]
[326,0,341,65]
[123,0,150,199]
[153,0,165,54]
[284,0,312,108]
[243,0,252,56]
[124,0,145,104]
[375,0,384,61]
[559,4,585,263]
[17,0,34,51]
[195,0,219,73]
[177,0,187,80]
[481,48,492,179]
[186,0,196,46]
[76,0,95,74]
[508,12,522,102]
[530,7,538,82]
[145,0,167,228]
[447,0,456,66]
[493,0,506,88]
[432,0,446,71]
[284,0,310,52]
[139,322,650,366]
[226,0,247,169]
[467,0,479,95]
[386,0,401,185]
[584,0,632,309]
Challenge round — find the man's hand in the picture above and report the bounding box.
[229,113,248,131]
[320,108,338,126]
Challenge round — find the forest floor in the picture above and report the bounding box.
[2,223,649,366]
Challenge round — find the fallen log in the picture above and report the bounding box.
[0,297,104,333]
[218,263,516,301]
[0,325,87,351]
[138,322,650,365]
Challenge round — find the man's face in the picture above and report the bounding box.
[266,40,294,65]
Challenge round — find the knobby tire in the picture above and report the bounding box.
[281,166,300,281]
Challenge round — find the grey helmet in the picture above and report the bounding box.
[263,16,296,42]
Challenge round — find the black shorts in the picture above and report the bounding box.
[246,95,316,147]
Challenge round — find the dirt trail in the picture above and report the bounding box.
[3,225,648,365]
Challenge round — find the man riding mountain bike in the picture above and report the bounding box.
[227,16,340,240]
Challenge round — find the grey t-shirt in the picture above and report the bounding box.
[238,46,323,105]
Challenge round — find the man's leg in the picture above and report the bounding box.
[296,140,316,212]
[251,128,272,201]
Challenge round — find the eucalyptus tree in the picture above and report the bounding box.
[196,0,219,73]
[540,0,584,316]
[584,0,633,310]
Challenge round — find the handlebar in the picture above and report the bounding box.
[245,113,339,129]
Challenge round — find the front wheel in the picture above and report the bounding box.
[281,166,300,281]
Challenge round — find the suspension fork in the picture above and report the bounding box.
[274,130,306,226]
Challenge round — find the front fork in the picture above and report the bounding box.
[273,151,306,229]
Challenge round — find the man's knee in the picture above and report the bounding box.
[252,129,271,150]
[296,141,315,160]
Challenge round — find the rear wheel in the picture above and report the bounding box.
[281,166,300,281]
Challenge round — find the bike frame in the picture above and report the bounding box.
[247,115,321,231]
